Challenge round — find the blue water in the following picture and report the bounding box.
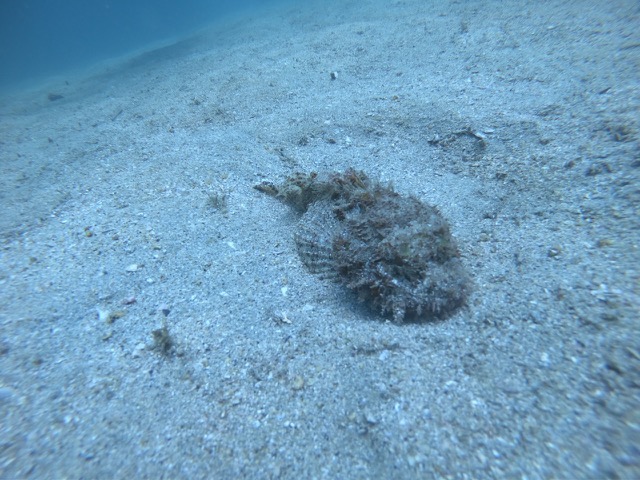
[0,0,264,90]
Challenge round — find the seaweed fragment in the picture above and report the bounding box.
[151,321,174,355]
[255,169,471,322]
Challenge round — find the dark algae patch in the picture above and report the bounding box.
[256,169,471,322]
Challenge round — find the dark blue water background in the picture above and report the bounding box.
[0,0,266,90]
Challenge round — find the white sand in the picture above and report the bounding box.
[1,0,639,477]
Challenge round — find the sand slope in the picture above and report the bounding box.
[1,0,639,478]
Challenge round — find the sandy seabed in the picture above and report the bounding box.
[1,0,639,478]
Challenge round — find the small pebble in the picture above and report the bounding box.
[132,343,146,358]
[97,307,111,323]
[291,376,305,390]
[364,412,378,425]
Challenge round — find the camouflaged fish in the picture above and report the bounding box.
[255,168,470,322]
